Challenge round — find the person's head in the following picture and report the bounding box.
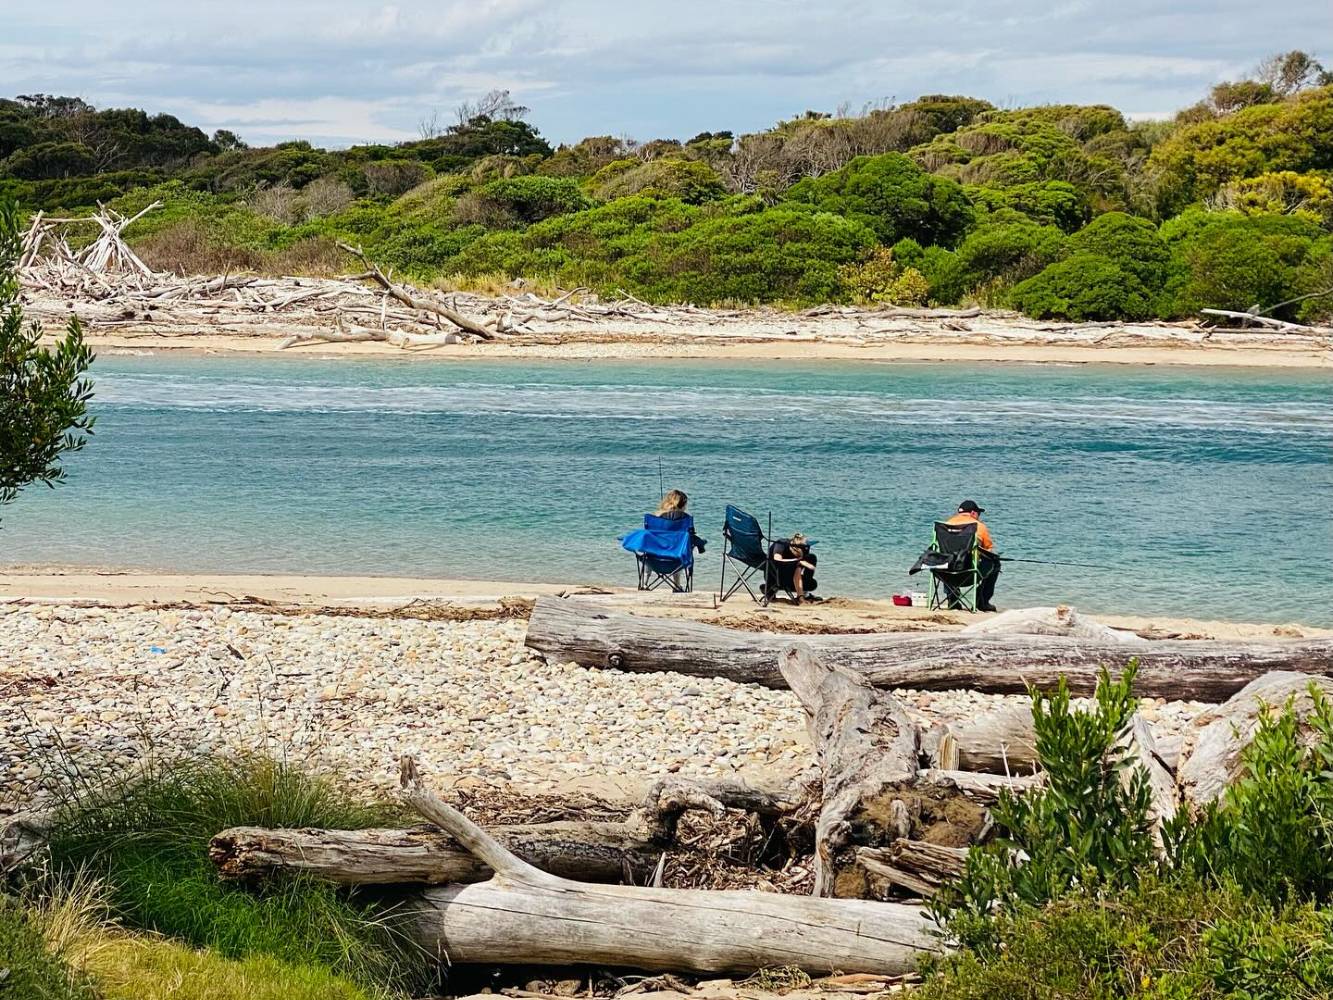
[957,499,985,520]
[656,489,688,515]
[789,532,808,552]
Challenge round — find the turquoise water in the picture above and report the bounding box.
[1,356,1330,624]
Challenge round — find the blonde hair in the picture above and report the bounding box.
[655,489,688,515]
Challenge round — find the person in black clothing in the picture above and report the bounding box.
[767,532,817,604]
[654,489,707,553]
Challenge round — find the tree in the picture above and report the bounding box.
[1256,50,1328,97]
[212,129,247,151]
[0,198,95,517]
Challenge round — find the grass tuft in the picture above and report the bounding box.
[42,750,426,994]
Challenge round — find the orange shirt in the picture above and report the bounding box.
[946,513,994,550]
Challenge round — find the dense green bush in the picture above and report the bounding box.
[1066,211,1171,288]
[592,157,726,204]
[838,246,929,305]
[629,206,876,304]
[785,152,974,246]
[1148,85,1333,215]
[965,179,1091,231]
[469,174,590,224]
[952,217,1066,293]
[1009,253,1153,320]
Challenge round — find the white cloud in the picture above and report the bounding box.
[2,0,1329,145]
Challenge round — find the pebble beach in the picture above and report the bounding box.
[2,598,1221,814]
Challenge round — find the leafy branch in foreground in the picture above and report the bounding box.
[930,662,1157,953]
[0,195,95,516]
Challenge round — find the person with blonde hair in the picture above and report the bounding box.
[654,489,707,555]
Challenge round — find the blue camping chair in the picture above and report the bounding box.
[719,505,770,604]
[620,514,696,593]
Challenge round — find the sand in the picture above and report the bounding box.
[2,565,1325,642]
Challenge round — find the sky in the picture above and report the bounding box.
[4,1,1330,148]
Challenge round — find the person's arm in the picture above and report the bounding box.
[977,522,994,550]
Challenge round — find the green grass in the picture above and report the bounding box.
[0,894,98,1000]
[85,933,377,1000]
[43,751,426,995]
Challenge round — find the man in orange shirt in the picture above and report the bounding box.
[946,500,1001,611]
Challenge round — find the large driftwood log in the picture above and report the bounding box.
[210,820,663,885]
[1179,671,1333,808]
[778,646,921,898]
[525,598,1333,700]
[210,775,803,886]
[924,703,1038,773]
[396,758,941,975]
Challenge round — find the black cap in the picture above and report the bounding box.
[958,500,985,514]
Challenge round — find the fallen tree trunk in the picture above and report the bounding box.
[396,757,941,975]
[209,820,663,885]
[526,598,1333,700]
[778,645,920,897]
[1179,671,1333,808]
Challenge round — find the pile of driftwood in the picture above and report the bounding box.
[14,206,730,347]
[203,600,1333,978]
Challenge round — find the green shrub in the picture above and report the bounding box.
[1009,253,1154,320]
[953,218,1066,293]
[892,238,966,304]
[1066,211,1171,288]
[920,876,1333,1000]
[44,751,423,992]
[629,206,876,304]
[785,152,974,246]
[931,664,1156,953]
[470,174,590,225]
[966,180,1091,231]
[1157,209,1322,316]
[1175,684,1333,905]
[0,895,97,999]
[838,246,929,305]
[592,157,726,204]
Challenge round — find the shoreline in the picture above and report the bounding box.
[3,565,1326,641]
[76,329,1333,369]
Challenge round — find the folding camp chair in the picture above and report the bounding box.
[925,520,982,612]
[719,505,770,604]
[620,513,695,593]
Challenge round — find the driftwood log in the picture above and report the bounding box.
[1178,671,1333,808]
[395,758,941,975]
[210,821,664,886]
[525,598,1333,701]
[210,775,804,886]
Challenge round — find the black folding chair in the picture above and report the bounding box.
[719,505,770,604]
[926,520,982,612]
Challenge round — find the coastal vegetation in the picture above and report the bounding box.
[0,197,95,518]
[2,50,1331,323]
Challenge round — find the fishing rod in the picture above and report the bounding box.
[657,456,664,499]
[1000,556,1121,571]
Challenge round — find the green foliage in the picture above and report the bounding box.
[920,876,1333,1000]
[1009,253,1153,320]
[838,246,929,305]
[1173,685,1333,906]
[632,206,876,304]
[1161,210,1321,316]
[0,895,97,999]
[966,179,1091,231]
[952,218,1066,294]
[1148,85,1333,215]
[786,152,974,246]
[931,664,1156,953]
[0,197,95,515]
[465,174,591,225]
[44,751,424,992]
[1067,211,1171,287]
[592,157,726,204]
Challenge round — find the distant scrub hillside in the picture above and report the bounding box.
[4,51,1332,323]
